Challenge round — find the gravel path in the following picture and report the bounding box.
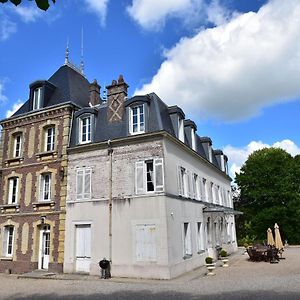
[1,247,299,299]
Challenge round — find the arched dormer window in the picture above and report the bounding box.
[126,96,150,135]
[75,108,98,145]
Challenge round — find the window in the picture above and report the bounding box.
[33,87,42,110]
[3,226,14,257]
[202,178,208,201]
[76,168,91,200]
[191,128,196,151]
[8,177,18,204]
[135,224,157,262]
[208,145,212,162]
[192,173,201,200]
[178,118,184,142]
[183,222,192,256]
[130,105,145,134]
[79,116,91,144]
[40,173,51,201]
[45,127,55,152]
[135,158,163,194]
[13,133,22,157]
[178,166,187,197]
[227,190,232,208]
[196,222,204,252]
[206,219,211,245]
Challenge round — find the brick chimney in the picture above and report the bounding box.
[106,75,128,123]
[89,79,102,106]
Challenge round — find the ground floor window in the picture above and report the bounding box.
[183,222,192,256]
[3,226,14,257]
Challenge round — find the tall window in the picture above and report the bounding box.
[191,128,196,151]
[40,173,51,201]
[178,166,187,197]
[183,222,192,256]
[135,159,164,194]
[3,226,14,257]
[13,133,22,157]
[45,127,55,152]
[203,178,208,201]
[8,177,18,204]
[33,87,42,110]
[76,168,91,200]
[178,118,184,142]
[130,105,145,134]
[79,116,91,144]
[196,222,204,252]
[192,173,201,200]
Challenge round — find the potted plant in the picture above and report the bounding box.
[205,256,215,276]
[220,249,229,267]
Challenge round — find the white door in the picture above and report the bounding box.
[75,225,91,273]
[39,225,50,270]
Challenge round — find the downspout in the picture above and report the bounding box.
[107,139,113,265]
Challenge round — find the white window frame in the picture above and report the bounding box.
[135,158,164,194]
[183,222,192,256]
[202,178,208,202]
[45,126,55,152]
[178,118,184,142]
[191,128,196,151]
[178,166,188,197]
[3,226,14,257]
[40,173,51,201]
[196,222,204,252]
[76,168,92,200]
[13,133,22,158]
[130,104,145,135]
[33,87,42,110]
[8,177,19,204]
[79,116,92,144]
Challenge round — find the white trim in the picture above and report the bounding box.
[79,116,91,144]
[129,104,145,135]
[33,87,42,110]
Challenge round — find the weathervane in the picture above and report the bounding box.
[80,27,84,75]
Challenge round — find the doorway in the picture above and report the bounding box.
[38,224,50,270]
[75,224,91,273]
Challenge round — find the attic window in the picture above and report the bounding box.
[79,116,91,144]
[33,87,42,110]
[130,105,145,135]
[191,128,196,151]
[178,118,184,142]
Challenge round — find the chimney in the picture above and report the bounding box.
[89,79,102,106]
[106,75,129,123]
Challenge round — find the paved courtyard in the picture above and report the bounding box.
[1,247,299,300]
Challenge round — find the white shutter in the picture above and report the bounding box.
[76,170,84,199]
[76,226,85,257]
[135,225,157,262]
[177,166,183,196]
[191,174,196,199]
[8,179,13,204]
[84,169,91,199]
[154,158,164,192]
[187,171,192,198]
[135,161,145,194]
[3,228,8,256]
[135,225,145,261]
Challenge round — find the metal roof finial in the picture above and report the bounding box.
[65,37,69,65]
[80,27,84,75]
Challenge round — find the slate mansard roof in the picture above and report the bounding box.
[3,64,228,174]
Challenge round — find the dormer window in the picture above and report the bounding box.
[33,87,42,110]
[191,128,196,151]
[79,116,91,144]
[130,105,145,135]
[208,145,212,163]
[179,118,184,142]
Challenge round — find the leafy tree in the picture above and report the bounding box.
[0,0,55,11]
[235,148,300,244]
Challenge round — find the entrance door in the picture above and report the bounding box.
[39,225,50,270]
[75,225,91,273]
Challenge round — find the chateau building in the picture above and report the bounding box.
[0,62,238,278]
[0,64,91,273]
[64,75,238,279]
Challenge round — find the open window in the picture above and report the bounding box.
[8,177,19,204]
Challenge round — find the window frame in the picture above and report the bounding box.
[33,87,42,110]
[79,116,92,144]
[3,226,14,257]
[183,222,192,257]
[129,104,145,135]
[196,222,205,253]
[8,177,19,204]
[13,133,22,158]
[45,126,55,152]
[40,173,52,201]
[76,168,92,200]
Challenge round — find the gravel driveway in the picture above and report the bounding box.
[1,247,299,300]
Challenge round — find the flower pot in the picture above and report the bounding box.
[221,258,229,267]
[206,263,216,276]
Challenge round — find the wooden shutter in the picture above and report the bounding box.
[135,161,145,194]
[154,158,164,192]
[76,170,84,199]
[84,169,91,199]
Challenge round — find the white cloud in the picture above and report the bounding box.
[13,6,41,23]
[5,100,24,118]
[83,0,109,26]
[0,80,8,103]
[223,139,300,179]
[135,0,300,121]
[0,14,17,41]
[206,0,233,26]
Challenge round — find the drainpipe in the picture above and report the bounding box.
[107,140,113,265]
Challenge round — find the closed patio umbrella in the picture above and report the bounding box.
[267,228,275,246]
[274,223,284,250]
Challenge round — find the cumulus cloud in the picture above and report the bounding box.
[0,80,8,103]
[135,0,300,121]
[13,6,41,23]
[84,0,109,26]
[0,14,17,41]
[5,100,24,118]
[223,139,300,179]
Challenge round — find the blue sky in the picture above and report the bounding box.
[1,0,300,177]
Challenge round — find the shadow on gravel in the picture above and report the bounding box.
[8,290,300,300]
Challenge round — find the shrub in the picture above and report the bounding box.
[205,256,213,264]
[220,250,227,257]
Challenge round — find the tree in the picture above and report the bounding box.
[235,148,300,245]
[0,0,55,11]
